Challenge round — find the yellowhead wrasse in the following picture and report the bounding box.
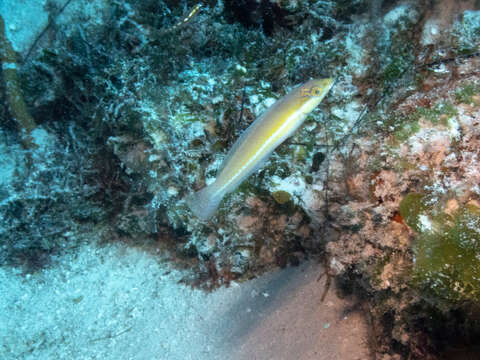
[186,78,334,220]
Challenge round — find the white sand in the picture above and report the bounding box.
[0,241,369,360]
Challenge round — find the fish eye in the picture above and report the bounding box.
[314,88,322,96]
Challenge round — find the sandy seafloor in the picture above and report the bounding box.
[0,241,369,360]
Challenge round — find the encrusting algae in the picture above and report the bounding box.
[400,193,480,303]
[185,78,334,220]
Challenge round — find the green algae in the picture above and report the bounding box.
[414,206,480,303]
[399,193,431,232]
[455,83,480,104]
[293,145,308,163]
[394,121,421,142]
[271,190,291,204]
[417,102,457,125]
[389,102,458,142]
[382,57,408,85]
[396,159,418,172]
[399,193,480,303]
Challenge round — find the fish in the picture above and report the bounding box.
[186,78,334,220]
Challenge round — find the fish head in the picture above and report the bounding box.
[293,78,334,114]
[299,78,335,99]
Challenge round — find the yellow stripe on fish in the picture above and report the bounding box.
[186,78,334,220]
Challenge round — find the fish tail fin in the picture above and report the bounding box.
[185,183,223,221]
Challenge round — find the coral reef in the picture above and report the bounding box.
[2,0,480,358]
[326,69,480,357]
